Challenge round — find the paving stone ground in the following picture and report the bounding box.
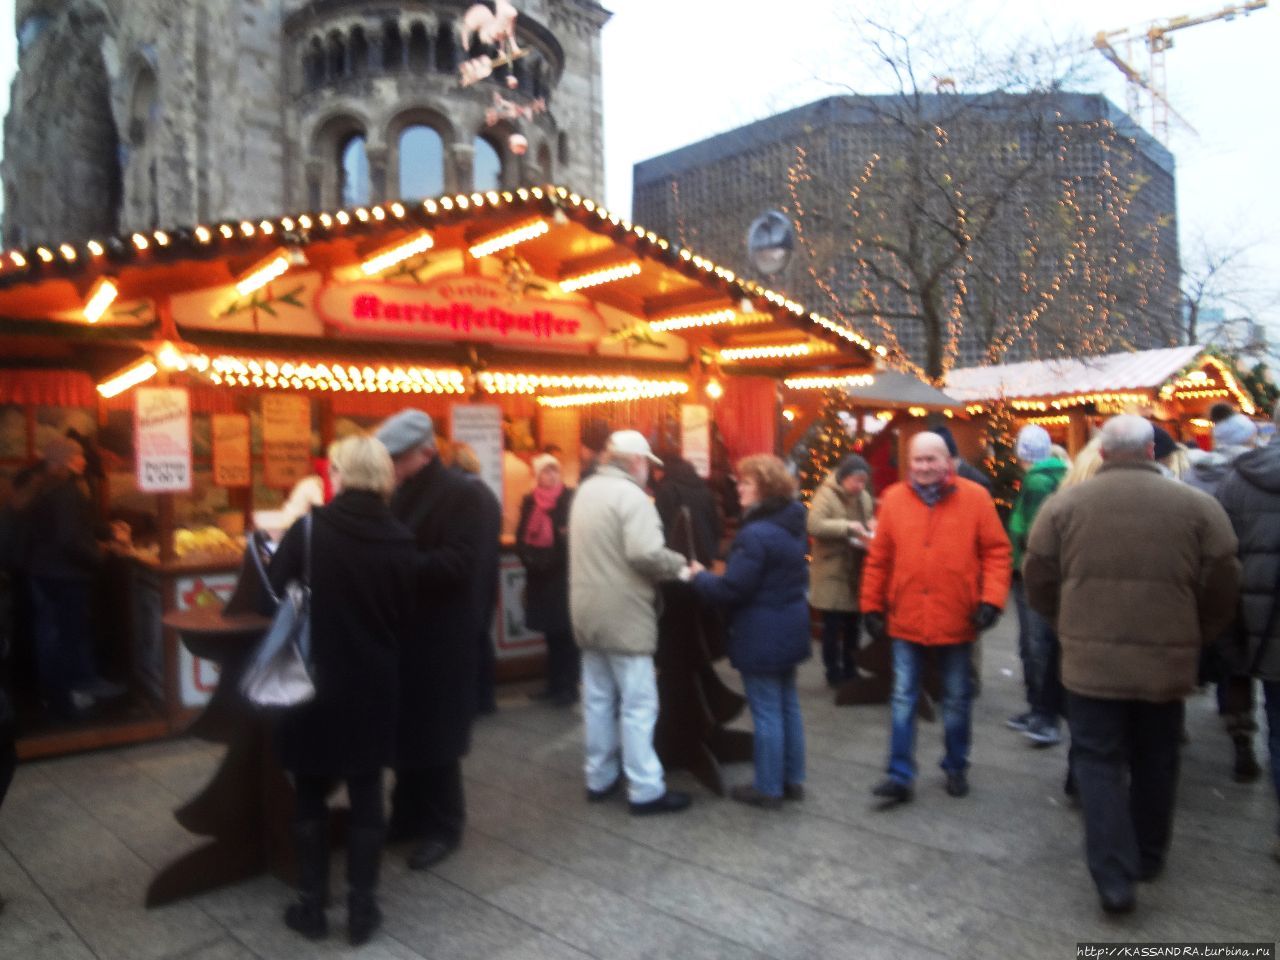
[1,614,1276,959]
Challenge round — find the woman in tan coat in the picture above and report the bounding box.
[807,455,875,686]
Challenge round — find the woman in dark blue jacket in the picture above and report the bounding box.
[692,454,810,809]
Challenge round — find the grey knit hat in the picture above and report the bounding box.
[835,454,870,482]
[375,409,436,457]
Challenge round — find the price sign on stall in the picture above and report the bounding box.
[211,413,251,487]
[261,395,312,489]
[135,387,193,493]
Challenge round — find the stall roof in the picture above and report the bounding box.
[944,346,1206,402]
[841,368,962,411]
[0,185,876,377]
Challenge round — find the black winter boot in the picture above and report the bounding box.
[346,825,385,946]
[1233,734,1262,783]
[284,820,329,940]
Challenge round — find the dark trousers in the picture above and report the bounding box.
[294,770,384,829]
[1067,692,1183,891]
[476,629,497,715]
[820,610,860,682]
[390,761,465,845]
[543,628,579,697]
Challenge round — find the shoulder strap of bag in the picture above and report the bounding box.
[247,529,279,605]
[302,513,313,589]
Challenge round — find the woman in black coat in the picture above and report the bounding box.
[267,434,415,946]
[516,453,577,704]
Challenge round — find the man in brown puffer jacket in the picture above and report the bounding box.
[1024,415,1240,916]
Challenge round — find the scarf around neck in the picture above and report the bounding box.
[524,483,563,548]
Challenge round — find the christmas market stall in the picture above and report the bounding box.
[944,344,1260,457]
[779,367,965,497]
[0,184,875,759]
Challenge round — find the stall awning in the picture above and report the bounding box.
[0,185,876,393]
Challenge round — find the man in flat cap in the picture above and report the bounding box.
[375,409,488,870]
[568,430,695,814]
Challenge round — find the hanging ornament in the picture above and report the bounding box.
[509,133,529,156]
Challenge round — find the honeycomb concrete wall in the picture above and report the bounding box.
[2,0,609,246]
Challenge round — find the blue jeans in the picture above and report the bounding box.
[887,639,973,785]
[1012,577,1061,719]
[741,671,806,798]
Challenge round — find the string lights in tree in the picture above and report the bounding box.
[982,400,1021,518]
[797,390,858,503]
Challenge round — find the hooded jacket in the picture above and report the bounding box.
[693,498,811,674]
[806,471,875,612]
[1216,437,1280,681]
[1007,457,1067,570]
[1185,444,1252,497]
[860,476,1011,646]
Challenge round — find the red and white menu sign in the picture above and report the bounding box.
[135,387,193,493]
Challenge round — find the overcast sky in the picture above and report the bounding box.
[0,0,1275,336]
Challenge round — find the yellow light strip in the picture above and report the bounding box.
[1171,388,1231,400]
[1023,414,1072,427]
[559,261,641,293]
[782,373,876,390]
[478,372,685,395]
[97,358,159,398]
[360,230,435,276]
[202,355,467,394]
[720,343,812,362]
[1010,392,1151,412]
[537,381,689,408]
[83,276,119,324]
[468,219,549,259]
[649,309,736,333]
[235,249,297,297]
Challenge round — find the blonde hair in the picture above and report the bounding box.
[737,454,796,500]
[452,442,482,476]
[328,433,394,497]
[1059,435,1104,489]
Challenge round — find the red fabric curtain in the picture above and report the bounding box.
[717,376,777,462]
[0,370,97,407]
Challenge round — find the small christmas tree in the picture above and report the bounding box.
[797,390,858,502]
[982,400,1021,521]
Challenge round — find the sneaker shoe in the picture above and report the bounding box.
[783,783,805,802]
[586,775,623,803]
[1023,716,1062,747]
[944,771,969,798]
[629,790,692,816]
[871,778,912,804]
[1005,711,1033,732]
[1232,736,1262,783]
[729,785,782,810]
[1099,883,1136,915]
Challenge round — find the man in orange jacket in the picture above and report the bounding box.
[861,431,1012,802]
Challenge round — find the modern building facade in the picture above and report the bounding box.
[634,94,1181,373]
[2,0,610,247]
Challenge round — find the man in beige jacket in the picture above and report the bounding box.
[568,430,693,815]
[1025,415,1240,915]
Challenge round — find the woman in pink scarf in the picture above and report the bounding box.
[516,453,577,705]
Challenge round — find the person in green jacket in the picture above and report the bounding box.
[1006,425,1069,746]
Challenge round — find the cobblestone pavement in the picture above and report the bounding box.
[1,614,1276,959]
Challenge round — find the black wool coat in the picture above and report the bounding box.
[515,486,574,635]
[654,459,722,565]
[390,456,487,768]
[267,490,415,777]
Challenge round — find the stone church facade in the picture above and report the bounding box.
[2,0,610,247]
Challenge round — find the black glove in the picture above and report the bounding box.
[971,602,1001,631]
[864,611,886,641]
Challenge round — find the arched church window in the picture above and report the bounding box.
[350,27,369,76]
[304,37,325,89]
[381,20,403,72]
[327,32,346,79]
[339,134,370,207]
[407,23,430,72]
[128,67,159,147]
[473,136,502,192]
[399,126,445,201]
[435,21,456,74]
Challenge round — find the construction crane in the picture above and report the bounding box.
[1093,1,1268,143]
